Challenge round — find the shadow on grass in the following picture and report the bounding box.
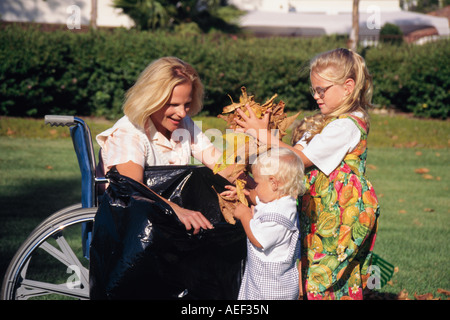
[0,176,82,282]
[364,289,402,300]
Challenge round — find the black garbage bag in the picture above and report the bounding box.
[89,165,246,300]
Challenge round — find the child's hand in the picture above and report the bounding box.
[234,203,252,220]
[220,185,237,199]
[221,184,251,199]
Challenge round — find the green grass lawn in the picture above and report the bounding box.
[0,113,449,300]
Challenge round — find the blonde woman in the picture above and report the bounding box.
[222,148,305,300]
[97,57,223,235]
[234,48,380,300]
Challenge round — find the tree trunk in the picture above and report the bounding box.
[349,0,359,51]
[91,0,98,30]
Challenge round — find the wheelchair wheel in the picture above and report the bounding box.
[1,205,97,300]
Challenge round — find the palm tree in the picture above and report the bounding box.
[112,0,170,30]
[113,0,242,33]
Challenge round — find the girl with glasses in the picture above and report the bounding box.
[234,48,380,300]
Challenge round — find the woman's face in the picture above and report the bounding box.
[151,82,192,139]
[310,71,348,116]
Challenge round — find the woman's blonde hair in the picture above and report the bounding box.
[252,147,306,198]
[292,48,373,144]
[123,57,204,130]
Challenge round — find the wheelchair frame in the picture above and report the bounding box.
[1,116,106,300]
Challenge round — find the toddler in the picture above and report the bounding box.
[222,147,305,300]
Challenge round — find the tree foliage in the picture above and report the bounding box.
[401,0,450,12]
[112,0,243,32]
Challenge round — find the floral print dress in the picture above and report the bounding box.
[299,114,380,300]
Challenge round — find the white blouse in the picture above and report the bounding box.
[96,115,214,172]
[295,112,362,176]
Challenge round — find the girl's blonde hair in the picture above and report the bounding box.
[123,57,204,130]
[292,48,373,144]
[252,148,306,198]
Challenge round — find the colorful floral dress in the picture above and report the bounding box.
[299,114,380,300]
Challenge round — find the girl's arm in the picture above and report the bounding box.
[234,106,313,168]
[115,161,214,234]
[234,203,262,248]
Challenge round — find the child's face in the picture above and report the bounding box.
[150,82,192,139]
[310,71,347,115]
[253,169,278,203]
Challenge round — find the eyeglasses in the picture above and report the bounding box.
[309,84,334,99]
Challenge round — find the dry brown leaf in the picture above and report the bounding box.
[397,289,410,300]
[213,186,237,225]
[414,167,429,174]
[422,174,434,180]
[235,179,248,207]
[423,208,435,212]
[404,141,418,148]
[414,292,435,300]
[437,288,450,296]
[398,210,407,214]
[219,86,301,139]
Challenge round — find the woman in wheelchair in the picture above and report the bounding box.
[96,57,228,235]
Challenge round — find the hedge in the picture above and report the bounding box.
[1,25,448,119]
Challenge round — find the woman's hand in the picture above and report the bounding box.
[115,161,214,235]
[169,201,214,235]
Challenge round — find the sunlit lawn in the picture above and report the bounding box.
[0,113,449,299]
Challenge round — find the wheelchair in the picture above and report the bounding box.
[1,116,107,300]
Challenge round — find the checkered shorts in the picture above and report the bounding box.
[238,213,300,300]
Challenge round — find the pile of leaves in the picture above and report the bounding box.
[213,87,300,224]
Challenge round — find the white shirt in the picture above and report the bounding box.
[249,196,298,262]
[296,112,362,175]
[96,115,214,172]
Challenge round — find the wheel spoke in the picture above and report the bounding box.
[19,279,89,300]
[54,234,89,285]
[40,236,89,285]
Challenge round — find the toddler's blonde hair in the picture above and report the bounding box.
[252,148,306,198]
[123,57,204,130]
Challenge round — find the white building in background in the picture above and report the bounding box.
[229,0,449,43]
[0,0,134,28]
[228,0,402,14]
